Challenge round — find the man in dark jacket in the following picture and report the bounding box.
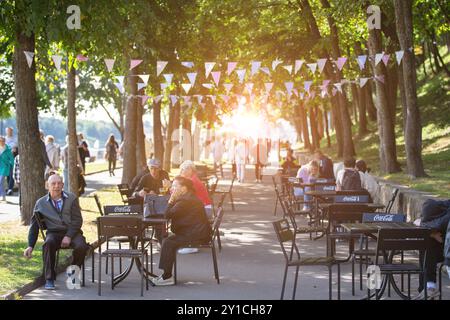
[314,149,335,180]
[151,176,212,286]
[23,174,89,290]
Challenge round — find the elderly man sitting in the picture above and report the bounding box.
[23,174,89,290]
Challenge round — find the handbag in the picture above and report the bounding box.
[144,194,170,217]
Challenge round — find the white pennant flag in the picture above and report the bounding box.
[227,62,237,75]
[211,71,221,86]
[160,83,168,91]
[357,55,367,70]
[205,62,215,78]
[304,81,313,93]
[334,83,343,93]
[322,80,331,90]
[317,59,327,73]
[170,95,178,106]
[163,73,173,85]
[272,59,283,71]
[260,67,271,76]
[283,65,293,75]
[114,83,124,94]
[359,77,369,88]
[137,83,147,91]
[156,61,168,76]
[307,63,317,74]
[335,57,347,71]
[294,60,304,74]
[181,83,192,94]
[115,76,125,85]
[23,51,34,68]
[320,90,328,98]
[104,58,115,72]
[153,95,163,104]
[181,61,194,68]
[251,61,261,76]
[187,72,197,86]
[245,83,254,95]
[224,83,233,94]
[375,53,384,66]
[202,83,214,89]
[236,69,246,83]
[285,82,294,97]
[395,50,404,65]
[138,74,150,85]
[265,82,273,94]
[52,55,63,71]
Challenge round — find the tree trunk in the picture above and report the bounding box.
[317,106,324,140]
[357,85,369,136]
[121,74,138,184]
[153,100,164,162]
[398,64,408,135]
[292,105,303,144]
[163,104,176,171]
[368,27,401,173]
[394,0,426,177]
[171,101,181,168]
[13,31,46,225]
[298,102,311,150]
[366,83,377,121]
[135,102,146,170]
[67,66,79,195]
[324,109,331,147]
[386,63,399,129]
[330,98,344,157]
[309,104,320,150]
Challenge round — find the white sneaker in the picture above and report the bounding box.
[178,248,199,254]
[413,287,440,300]
[152,275,175,286]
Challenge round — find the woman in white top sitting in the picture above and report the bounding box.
[294,160,320,209]
[355,159,379,200]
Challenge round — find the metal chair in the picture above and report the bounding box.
[272,219,340,300]
[97,215,149,296]
[117,183,131,204]
[385,188,399,213]
[213,176,236,211]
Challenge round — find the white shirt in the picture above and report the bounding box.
[5,136,17,149]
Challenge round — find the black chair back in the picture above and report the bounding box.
[362,212,406,223]
[33,212,47,240]
[93,194,104,216]
[385,188,399,213]
[103,205,143,215]
[272,219,300,262]
[97,215,144,241]
[212,207,225,239]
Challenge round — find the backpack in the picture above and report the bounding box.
[341,169,362,190]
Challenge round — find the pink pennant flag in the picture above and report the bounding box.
[375,75,385,84]
[224,83,233,94]
[202,83,214,89]
[181,83,192,94]
[211,71,221,86]
[322,80,331,88]
[292,89,298,97]
[196,95,203,104]
[382,54,390,66]
[141,95,150,106]
[160,83,168,91]
[357,55,367,70]
[320,90,328,98]
[307,63,317,74]
[76,54,88,62]
[227,62,237,75]
[153,95,163,104]
[130,59,143,70]
[304,81,313,93]
[285,82,294,97]
[170,95,178,106]
[187,72,197,85]
[220,95,230,104]
[245,83,254,95]
[205,62,216,78]
[52,55,63,71]
[395,51,404,65]
[251,61,261,76]
[236,69,246,83]
[265,83,273,94]
[335,57,347,71]
[332,88,337,96]
[104,59,115,72]
[294,60,304,74]
[260,67,271,76]
[183,96,191,104]
[24,51,34,68]
[317,59,327,73]
[156,61,168,76]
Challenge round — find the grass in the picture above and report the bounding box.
[0,186,123,297]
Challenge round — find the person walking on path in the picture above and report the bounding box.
[105,134,119,176]
[45,135,60,174]
[235,138,248,183]
[61,136,84,192]
[77,133,90,172]
[0,136,15,202]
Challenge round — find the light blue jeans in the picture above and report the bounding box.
[0,175,6,197]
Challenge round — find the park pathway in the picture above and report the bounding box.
[23,166,450,300]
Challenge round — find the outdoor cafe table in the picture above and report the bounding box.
[340,222,427,300]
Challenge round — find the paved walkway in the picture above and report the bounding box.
[24,166,450,300]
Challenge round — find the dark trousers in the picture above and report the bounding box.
[43,232,89,280]
[108,158,116,173]
[7,167,14,191]
[419,238,444,291]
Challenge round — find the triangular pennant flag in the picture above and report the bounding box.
[260,67,271,76]
[282,65,293,74]
[357,55,367,70]
[294,60,304,74]
[138,74,150,85]
[284,82,294,97]
[227,62,237,75]
[210,95,216,105]
[196,95,203,105]
[115,76,125,85]
[220,95,230,104]
[211,71,221,87]
[224,83,233,95]
[130,59,143,70]
[23,51,34,68]
[320,90,328,98]
[181,61,194,68]
[187,72,197,86]
[382,54,390,66]
[156,61,168,76]
[141,95,150,106]
[265,83,273,94]
[114,83,124,94]
[375,75,385,84]
[205,62,216,78]
[334,83,343,93]
[163,73,173,85]
[304,81,313,93]
[317,59,327,73]
[153,95,163,104]
[299,92,305,100]
[104,59,115,72]
[292,89,298,97]
[76,54,88,62]
[251,61,261,76]
[182,83,192,94]
[170,95,178,106]
[245,83,254,95]
[236,69,246,83]
[309,90,316,99]
[183,96,191,104]
[375,53,384,66]
[335,57,347,71]
[332,88,338,96]
[395,50,404,65]
[307,63,317,74]
[323,80,331,88]
[160,83,168,91]
[202,83,214,89]
[137,83,147,91]
[359,77,369,88]
[52,55,63,71]
[272,59,283,71]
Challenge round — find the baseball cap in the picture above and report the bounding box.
[147,159,161,168]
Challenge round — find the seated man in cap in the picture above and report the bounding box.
[133,159,171,200]
[23,173,89,290]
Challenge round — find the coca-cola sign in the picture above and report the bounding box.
[113,206,131,213]
[342,196,359,202]
[373,214,394,222]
